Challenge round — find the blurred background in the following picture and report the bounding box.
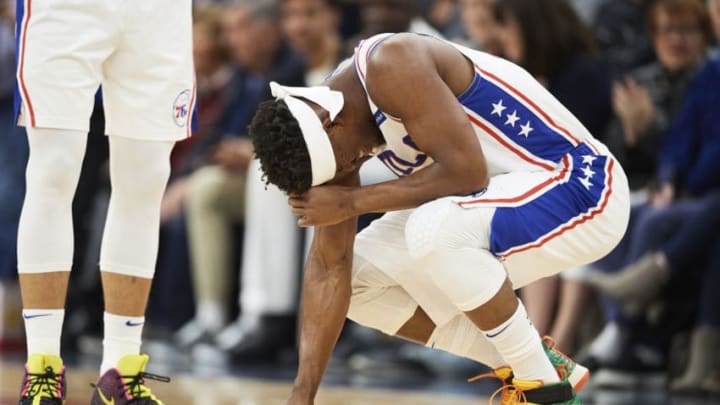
[1,0,720,403]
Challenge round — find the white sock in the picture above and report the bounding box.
[23,309,64,357]
[101,312,144,374]
[481,301,560,383]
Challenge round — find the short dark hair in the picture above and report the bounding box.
[249,99,313,194]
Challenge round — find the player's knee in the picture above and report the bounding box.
[348,257,408,335]
[113,156,171,201]
[405,198,455,259]
[26,148,83,199]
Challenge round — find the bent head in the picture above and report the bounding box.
[249,85,381,194]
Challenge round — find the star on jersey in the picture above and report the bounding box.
[519,121,534,137]
[581,166,596,178]
[581,155,597,165]
[579,176,593,190]
[491,100,507,117]
[505,110,520,127]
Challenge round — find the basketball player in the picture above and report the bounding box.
[14,1,193,404]
[249,33,630,404]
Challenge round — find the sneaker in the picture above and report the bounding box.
[500,379,581,404]
[542,337,590,392]
[469,338,589,390]
[90,354,169,405]
[18,354,66,405]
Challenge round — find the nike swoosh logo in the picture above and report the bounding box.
[23,313,52,319]
[485,321,513,338]
[125,320,144,327]
[97,388,115,405]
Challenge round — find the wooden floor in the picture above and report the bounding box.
[0,360,483,405]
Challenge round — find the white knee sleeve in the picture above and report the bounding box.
[347,256,418,335]
[17,127,87,273]
[99,136,174,278]
[405,198,505,311]
[427,314,506,368]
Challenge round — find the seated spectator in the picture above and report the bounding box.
[604,0,713,192]
[580,0,714,376]
[590,57,720,392]
[176,0,307,362]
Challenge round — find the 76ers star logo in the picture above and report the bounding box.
[173,89,192,127]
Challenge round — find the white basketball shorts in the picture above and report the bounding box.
[14,0,195,140]
[352,143,630,325]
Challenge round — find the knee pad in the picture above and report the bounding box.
[99,136,174,278]
[405,198,494,259]
[24,127,87,202]
[424,247,507,312]
[347,256,418,335]
[18,128,87,273]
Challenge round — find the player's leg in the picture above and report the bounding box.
[348,253,506,369]
[15,0,116,400]
[99,135,174,368]
[17,128,87,403]
[89,1,192,401]
[405,197,561,385]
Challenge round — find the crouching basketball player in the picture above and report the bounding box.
[15,0,194,403]
[249,33,630,405]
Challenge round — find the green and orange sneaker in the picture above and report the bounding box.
[501,378,582,404]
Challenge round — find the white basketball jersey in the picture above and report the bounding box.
[353,33,602,178]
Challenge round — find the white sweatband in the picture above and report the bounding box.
[270,81,344,186]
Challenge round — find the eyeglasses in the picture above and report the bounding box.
[655,25,702,37]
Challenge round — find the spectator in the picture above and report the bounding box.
[593,0,657,78]
[177,0,307,362]
[458,0,502,54]
[282,0,342,85]
[603,0,713,192]
[345,0,443,56]
[590,56,720,392]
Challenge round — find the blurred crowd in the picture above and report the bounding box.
[1,0,720,396]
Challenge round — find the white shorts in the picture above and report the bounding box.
[352,144,630,325]
[15,0,195,140]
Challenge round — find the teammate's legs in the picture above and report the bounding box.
[98,135,173,373]
[18,127,87,357]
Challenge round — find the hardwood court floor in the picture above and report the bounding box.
[0,360,483,405]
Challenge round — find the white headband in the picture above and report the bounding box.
[269,81,345,187]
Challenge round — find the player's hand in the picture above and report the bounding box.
[288,186,356,227]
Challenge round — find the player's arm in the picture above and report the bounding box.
[294,37,490,227]
[350,38,489,213]
[288,175,359,405]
